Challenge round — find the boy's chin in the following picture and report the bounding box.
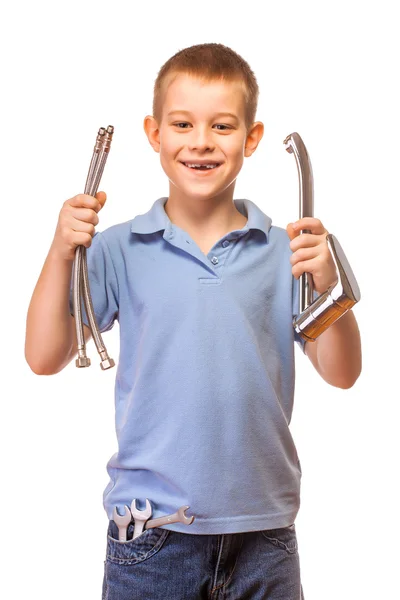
[169,184,233,202]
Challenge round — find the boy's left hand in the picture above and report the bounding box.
[286,217,337,294]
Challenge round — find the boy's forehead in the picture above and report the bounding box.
[162,72,246,118]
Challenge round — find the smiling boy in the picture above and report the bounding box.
[144,73,258,256]
[25,43,361,599]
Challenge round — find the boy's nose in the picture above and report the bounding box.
[189,128,215,151]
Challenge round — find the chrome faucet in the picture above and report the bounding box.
[283,132,361,341]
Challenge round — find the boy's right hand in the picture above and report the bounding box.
[51,191,107,261]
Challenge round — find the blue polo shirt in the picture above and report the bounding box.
[69,196,306,534]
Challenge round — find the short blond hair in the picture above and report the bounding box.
[152,43,259,133]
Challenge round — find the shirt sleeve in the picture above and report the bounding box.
[292,276,307,354]
[69,231,119,333]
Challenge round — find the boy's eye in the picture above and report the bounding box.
[173,122,231,130]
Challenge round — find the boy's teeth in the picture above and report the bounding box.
[184,162,219,169]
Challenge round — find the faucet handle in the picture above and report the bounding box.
[294,234,361,341]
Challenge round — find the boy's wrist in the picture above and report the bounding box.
[49,240,75,264]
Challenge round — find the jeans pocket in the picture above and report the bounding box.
[260,523,298,555]
[105,519,170,565]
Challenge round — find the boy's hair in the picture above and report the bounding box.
[152,43,259,134]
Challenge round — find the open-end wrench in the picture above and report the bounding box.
[130,498,153,540]
[144,505,194,530]
[112,505,132,542]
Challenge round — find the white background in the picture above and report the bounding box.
[1,1,398,598]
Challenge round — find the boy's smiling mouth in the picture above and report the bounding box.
[180,161,222,173]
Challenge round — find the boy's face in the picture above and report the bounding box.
[144,73,263,204]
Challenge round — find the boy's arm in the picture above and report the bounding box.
[288,217,362,389]
[304,309,361,388]
[25,243,92,375]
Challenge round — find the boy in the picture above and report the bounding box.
[25,43,362,599]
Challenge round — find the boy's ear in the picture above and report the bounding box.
[143,115,160,153]
[244,122,264,158]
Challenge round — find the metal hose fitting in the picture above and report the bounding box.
[72,125,116,369]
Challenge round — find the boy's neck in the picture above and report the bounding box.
[163,193,247,236]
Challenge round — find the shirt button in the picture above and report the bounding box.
[222,240,230,248]
[211,256,219,265]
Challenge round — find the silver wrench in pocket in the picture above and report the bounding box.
[130,498,153,539]
[112,505,132,542]
[144,505,194,531]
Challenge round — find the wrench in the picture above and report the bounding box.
[144,505,194,530]
[112,505,132,542]
[130,498,153,540]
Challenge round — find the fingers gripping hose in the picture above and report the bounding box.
[72,126,115,369]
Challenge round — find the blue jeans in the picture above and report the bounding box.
[102,519,305,599]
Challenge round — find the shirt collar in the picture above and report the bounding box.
[130,197,272,241]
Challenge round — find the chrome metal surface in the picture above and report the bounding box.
[284,132,361,341]
[72,125,115,368]
[284,132,314,313]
